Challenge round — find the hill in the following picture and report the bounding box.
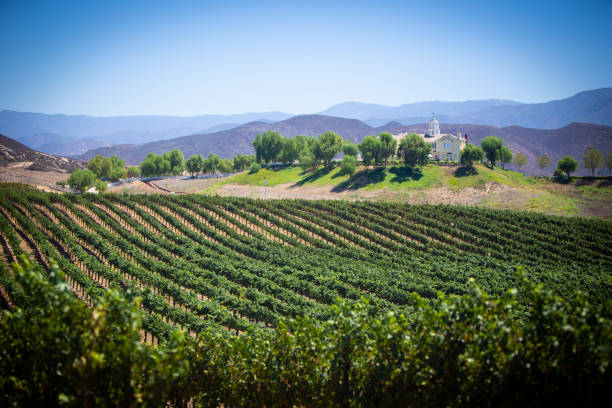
[0,109,293,155]
[78,116,612,175]
[0,133,84,172]
[320,88,612,128]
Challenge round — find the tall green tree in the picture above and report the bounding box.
[512,152,527,172]
[378,132,397,163]
[358,136,382,166]
[126,166,140,178]
[460,143,484,168]
[202,154,220,174]
[233,154,255,172]
[339,155,357,176]
[67,169,97,192]
[185,154,204,176]
[342,141,359,157]
[556,155,578,179]
[583,146,603,176]
[278,137,299,166]
[317,131,344,167]
[253,131,283,164]
[399,133,430,168]
[480,136,503,167]
[499,146,513,169]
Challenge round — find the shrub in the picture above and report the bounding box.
[249,163,261,174]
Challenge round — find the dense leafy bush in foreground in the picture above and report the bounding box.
[1,257,610,407]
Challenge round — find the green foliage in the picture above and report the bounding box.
[583,146,603,176]
[378,132,397,163]
[185,154,204,176]
[163,149,185,176]
[94,179,107,193]
[358,135,382,166]
[556,155,578,178]
[2,258,609,407]
[249,162,261,174]
[500,146,513,169]
[139,153,172,177]
[460,143,484,168]
[0,257,188,407]
[399,133,429,168]
[512,151,527,171]
[317,131,344,167]
[253,131,283,164]
[232,154,255,172]
[217,158,233,174]
[278,137,299,166]
[67,169,96,192]
[606,150,612,173]
[342,141,359,157]
[87,155,126,181]
[536,154,551,171]
[202,154,220,174]
[480,136,503,167]
[339,155,357,176]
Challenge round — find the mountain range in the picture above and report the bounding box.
[76,114,612,175]
[1,88,611,157]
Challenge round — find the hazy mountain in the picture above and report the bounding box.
[320,88,612,129]
[320,99,522,123]
[77,114,612,175]
[454,88,612,128]
[0,110,293,151]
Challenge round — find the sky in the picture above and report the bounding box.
[1,0,611,116]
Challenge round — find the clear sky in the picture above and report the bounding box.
[1,0,611,116]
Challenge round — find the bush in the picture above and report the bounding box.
[94,179,107,193]
[249,163,261,174]
[339,155,357,176]
[67,169,96,192]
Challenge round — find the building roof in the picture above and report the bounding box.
[393,132,460,144]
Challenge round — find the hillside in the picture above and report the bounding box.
[0,133,84,172]
[320,88,612,128]
[200,164,612,218]
[79,116,612,175]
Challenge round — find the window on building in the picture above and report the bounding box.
[443,142,450,149]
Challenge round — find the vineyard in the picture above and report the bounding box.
[0,184,610,344]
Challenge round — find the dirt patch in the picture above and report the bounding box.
[153,178,221,193]
[107,180,168,195]
[0,167,69,186]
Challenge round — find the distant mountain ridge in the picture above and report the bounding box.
[76,114,612,175]
[320,88,612,129]
[0,133,84,172]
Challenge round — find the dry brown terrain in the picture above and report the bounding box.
[0,165,69,186]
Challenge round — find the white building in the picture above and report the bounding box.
[393,115,467,162]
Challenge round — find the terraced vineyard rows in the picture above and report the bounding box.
[1,185,610,344]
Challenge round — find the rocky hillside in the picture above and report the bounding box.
[0,133,85,172]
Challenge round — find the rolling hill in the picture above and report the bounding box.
[0,133,84,172]
[77,115,612,175]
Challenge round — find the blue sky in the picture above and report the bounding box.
[1,0,611,116]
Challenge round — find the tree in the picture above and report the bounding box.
[87,155,126,180]
[202,154,220,174]
[166,149,185,176]
[339,155,357,176]
[512,152,527,172]
[342,142,358,157]
[536,154,551,173]
[278,137,299,166]
[378,132,397,164]
[358,136,382,166]
[556,155,578,179]
[480,136,503,167]
[399,133,430,168]
[459,143,484,168]
[249,163,261,174]
[606,151,612,174]
[233,154,254,172]
[582,146,603,176]
[293,135,309,156]
[94,179,107,193]
[126,166,140,178]
[298,149,315,170]
[218,158,234,174]
[185,154,204,176]
[67,169,96,192]
[499,146,513,169]
[317,131,344,167]
[253,131,283,164]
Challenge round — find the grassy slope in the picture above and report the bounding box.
[205,164,611,218]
